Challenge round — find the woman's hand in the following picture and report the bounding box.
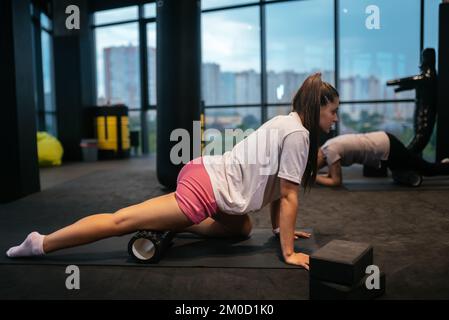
[285,252,310,270]
[294,230,311,240]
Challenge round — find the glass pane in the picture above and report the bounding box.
[266,0,334,104]
[41,30,55,112]
[267,106,291,120]
[40,12,52,29]
[202,7,260,106]
[422,125,436,162]
[94,6,138,25]
[424,0,440,67]
[204,107,261,154]
[128,110,143,156]
[339,103,415,145]
[128,111,141,131]
[144,3,156,18]
[45,114,58,137]
[95,23,141,109]
[128,110,142,155]
[202,0,256,10]
[146,110,157,155]
[147,23,157,105]
[339,0,420,101]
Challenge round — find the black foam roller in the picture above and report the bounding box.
[128,230,176,263]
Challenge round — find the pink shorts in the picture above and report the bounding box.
[175,157,218,224]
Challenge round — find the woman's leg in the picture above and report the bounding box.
[385,133,413,171]
[42,192,193,254]
[387,133,449,176]
[184,211,252,238]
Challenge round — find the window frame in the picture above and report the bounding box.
[31,4,57,137]
[92,2,158,155]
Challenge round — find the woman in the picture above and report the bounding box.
[316,131,449,187]
[6,73,339,270]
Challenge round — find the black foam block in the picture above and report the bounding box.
[310,272,386,300]
[310,240,373,286]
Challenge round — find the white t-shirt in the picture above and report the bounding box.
[202,112,310,215]
[321,131,390,168]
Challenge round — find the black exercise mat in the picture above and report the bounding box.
[343,176,449,192]
[0,228,317,269]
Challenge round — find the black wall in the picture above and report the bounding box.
[53,0,96,161]
[0,0,40,203]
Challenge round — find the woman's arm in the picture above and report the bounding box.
[278,178,309,269]
[271,198,311,239]
[315,161,343,187]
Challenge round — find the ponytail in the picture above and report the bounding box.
[292,73,339,191]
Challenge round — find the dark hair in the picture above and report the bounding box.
[291,73,339,191]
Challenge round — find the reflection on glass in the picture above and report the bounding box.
[146,110,157,155]
[339,0,420,101]
[144,3,156,18]
[204,107,261,154]
[95,23,140,109]
[424,0,440,67]
[94,6,138,25]
[202,0,256,10]
[147,23,157,105]
[41,30,54,112]
[266,0,334,104]
[202,8,260,105]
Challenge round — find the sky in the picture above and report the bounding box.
[91,0,440,99]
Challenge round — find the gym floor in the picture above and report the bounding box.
[1,156,448,299]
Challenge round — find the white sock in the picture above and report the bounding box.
[6,232,45,258]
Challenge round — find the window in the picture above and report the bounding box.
[32,7,57,137]
[202,7,261,106]
[144,3,156,18]
[40,12,52,29]
[201,1,434,159]
[202,0,257,10]
[41,30,54,113]
[95,23,140,109]
[266,0,334,104]
[424,0,440,66]
[339,0,421,101]
[204,107,261,154]
[45,114,57,137]
[267,106,291,120]
[205,107,261,131]
[147,23,157,106]
[93,5,158,155]
[146,110,157,154]
[339,103,414,140]
[94,6,138,25]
